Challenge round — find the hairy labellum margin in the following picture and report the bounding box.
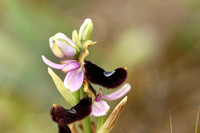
[50,97,92,133]
[84,61,127,89]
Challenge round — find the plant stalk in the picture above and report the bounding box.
[97,116,105,131]
[80,85,92,133]
[82,117,92,133]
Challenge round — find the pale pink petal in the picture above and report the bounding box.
[62,61,81,73]
[92,100,110,117]
[102,83,131,101]
[64,68,84,92]
[60,59,76,64]
[55,33,77,57]
[42,55,65,69]
[55,33,76,47]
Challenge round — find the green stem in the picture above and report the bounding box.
[72,89,80,101]
[82,117,92,133]
[97,116,105,131]
[80,85,85,99]
[80,85,92,133]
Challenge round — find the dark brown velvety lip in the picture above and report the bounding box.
[84,61,127,89]
[50,97,92,133]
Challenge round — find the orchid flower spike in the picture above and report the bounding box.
[43,19,132,133]
[91,83,131,117]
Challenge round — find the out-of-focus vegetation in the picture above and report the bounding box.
[0,0,200,132]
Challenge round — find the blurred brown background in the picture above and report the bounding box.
[0,0,200,133]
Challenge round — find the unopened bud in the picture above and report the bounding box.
[49,33,77,58]
[79,18,93,43]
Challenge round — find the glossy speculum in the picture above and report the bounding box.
[51,97,92,133]
[84,61,127,88]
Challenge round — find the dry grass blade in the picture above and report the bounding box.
[195,107,200,133]
[98,96,127,133]
[169,109,173,133]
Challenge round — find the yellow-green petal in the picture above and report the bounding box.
[48,67,79,106]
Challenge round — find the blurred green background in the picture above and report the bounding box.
[0,0,200,133]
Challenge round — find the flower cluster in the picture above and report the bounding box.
[42,18,131,133]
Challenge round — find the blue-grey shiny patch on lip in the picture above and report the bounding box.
[50,97,92,127]
[68,108,76,114]
[103,71,115,77]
